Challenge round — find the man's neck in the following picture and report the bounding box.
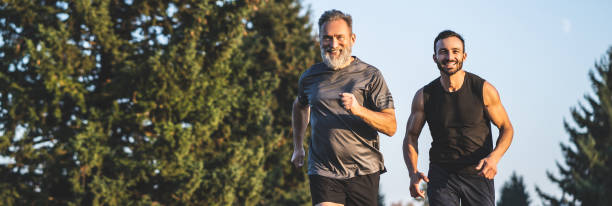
[439,70,466,92]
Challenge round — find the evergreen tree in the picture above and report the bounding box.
[536,47,612,206]
[498,171,530,206]
[236,0,320,205]
[0,0,277,205]
[0,0,322,205]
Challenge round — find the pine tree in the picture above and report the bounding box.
[536,47,612,206]
[236,0,320,205]
[498,171,530,206]
[0,0,269,205]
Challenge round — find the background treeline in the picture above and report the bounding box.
[0,0,318,205]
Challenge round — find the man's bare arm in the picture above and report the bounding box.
[475,81,514,179]
[291,97,310,167]
[340,93,397,136]
[402,88,429,198]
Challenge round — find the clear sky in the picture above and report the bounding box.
[302,0,612,205]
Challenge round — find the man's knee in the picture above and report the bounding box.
[315,202,344,206]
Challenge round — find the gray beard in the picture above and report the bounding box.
[321,46,353,70]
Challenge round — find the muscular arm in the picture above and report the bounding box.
[484,81,514,160]
[403,88,426,175]
[340,93,397,136]
[291,97,310,167]
[475,81,514,178]
[402,88,429,198]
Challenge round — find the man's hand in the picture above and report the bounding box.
[475,155,499,179]
[409,171,430,199]
[291,147,305,167]
[340,93,362,114]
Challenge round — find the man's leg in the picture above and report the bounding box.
[316,202,343,206]
[427,164,460,206]
[345,172,380,206]
[455,174,495,206]
[309,175,347,206]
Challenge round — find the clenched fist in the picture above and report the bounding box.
[475,156,499,179]
[291,147,305,168]
[339,93,362,114]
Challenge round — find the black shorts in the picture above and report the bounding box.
[309,172,380,206]
[427,164,495,206]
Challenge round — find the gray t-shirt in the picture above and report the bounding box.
[297,57,394,179]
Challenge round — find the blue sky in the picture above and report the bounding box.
[303,0,612,205]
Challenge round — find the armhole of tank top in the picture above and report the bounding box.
[423,84,432,111]
[423,90,429,110]
[472,73,486,106]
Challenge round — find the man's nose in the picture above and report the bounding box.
[332,37,340,48]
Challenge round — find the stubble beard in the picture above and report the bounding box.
[436,59,464,76]
[321,44,353,70]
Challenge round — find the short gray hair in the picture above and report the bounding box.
[318,9,353,33]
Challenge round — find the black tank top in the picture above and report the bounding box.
[423,72,493,174]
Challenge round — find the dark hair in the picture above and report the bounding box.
[318,9,353,33]
[434,30,465,53]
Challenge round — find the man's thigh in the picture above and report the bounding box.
[345,172,380,206]
[427,165,460,206]
[456,174,495,206]
[309,175,346,205]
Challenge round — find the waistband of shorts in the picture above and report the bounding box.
[430,162,480,174]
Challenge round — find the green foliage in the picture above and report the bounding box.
[498,171,530,206]
[0,0,319,205]
[537,47,612,206]
[238,0,320,205]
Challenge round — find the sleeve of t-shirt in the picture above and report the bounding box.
[297,73,309,106]
[368,70,394,111]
